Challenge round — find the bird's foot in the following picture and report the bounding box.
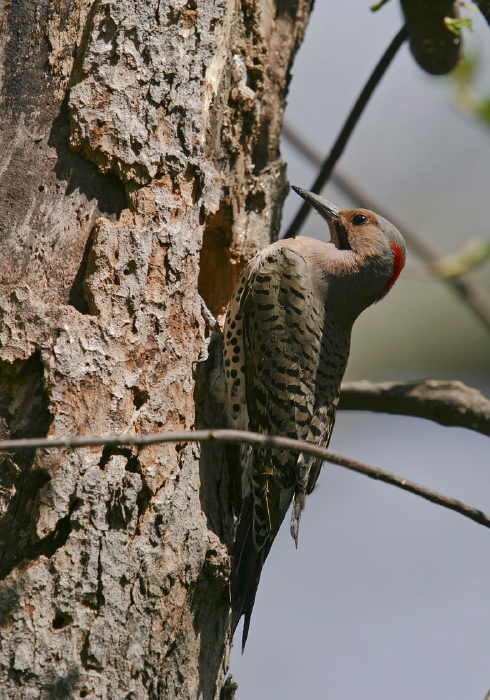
[290,491,306,548]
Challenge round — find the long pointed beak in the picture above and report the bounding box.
[291,186,340,223]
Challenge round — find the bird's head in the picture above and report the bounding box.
[291,186,406,315]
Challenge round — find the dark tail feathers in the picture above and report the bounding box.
[230,494,271,652]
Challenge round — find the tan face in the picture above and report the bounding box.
[289,187,406,302]
[326,208,387,257]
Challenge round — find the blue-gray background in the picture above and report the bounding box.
[230,1,490,697]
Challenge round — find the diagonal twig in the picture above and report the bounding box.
[283,24,408,240]
[0,428,489,530]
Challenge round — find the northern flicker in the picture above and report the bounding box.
[224,186,406,649]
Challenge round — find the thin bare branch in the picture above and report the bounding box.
[282,122,490,333]
[283,24,407,240]
[340,379,490,437]
[0,428,489,530]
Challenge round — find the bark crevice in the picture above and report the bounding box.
[0,352,54,580]
[0,0,313,695]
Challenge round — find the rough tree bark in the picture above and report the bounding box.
[0,1,311,698]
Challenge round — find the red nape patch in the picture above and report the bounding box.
[379,241,404,296]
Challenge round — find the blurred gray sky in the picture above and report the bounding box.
[230,1,490,698]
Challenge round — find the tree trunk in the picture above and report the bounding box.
[0,1,311,697]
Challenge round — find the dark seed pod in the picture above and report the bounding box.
[400,0,462,75]
[473,0,490,26]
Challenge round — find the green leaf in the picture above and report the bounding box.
[443,17,473,35]
[432,239,490,278]
[370,0,391,11]
[477,98,490,126]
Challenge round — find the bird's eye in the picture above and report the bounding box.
[352,213,367,226]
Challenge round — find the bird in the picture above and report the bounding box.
[223,185,406,650]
